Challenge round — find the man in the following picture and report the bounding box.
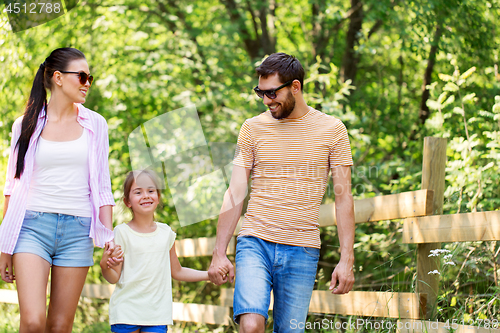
[208,53,355,333]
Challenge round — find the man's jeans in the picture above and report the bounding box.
[233,236,320,333]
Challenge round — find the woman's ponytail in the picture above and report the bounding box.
[15,62,47,178]
[14,47,86,179]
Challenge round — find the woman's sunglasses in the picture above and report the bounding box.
[253,80,294,99]
[59,71,94,86]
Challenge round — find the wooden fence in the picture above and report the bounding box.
[1,137,499,332]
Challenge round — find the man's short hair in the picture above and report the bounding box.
[256,53,305,91]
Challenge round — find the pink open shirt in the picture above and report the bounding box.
[1,104,115,254]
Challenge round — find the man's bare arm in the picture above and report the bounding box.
[208,165,251,285]
[330,166,355,294]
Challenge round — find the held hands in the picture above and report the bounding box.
[329,259,355,294]
[0,252,14,283]
[218,266,229,281]
[208,253,234,285]
[101,243,123,269]
[105,239,116,253]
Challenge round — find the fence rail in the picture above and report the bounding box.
[220,289,426,320]
[403,210,500,243]
[319,189,433,226]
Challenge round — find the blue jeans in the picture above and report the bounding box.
[13,210,94,267]
[233,236,320,333]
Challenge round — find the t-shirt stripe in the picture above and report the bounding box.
[233,108,353,249]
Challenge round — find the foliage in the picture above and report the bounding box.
[426,59,500,213]
[423,60,500,324]
[0,0,500,331]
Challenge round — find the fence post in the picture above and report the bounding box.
[418,137,447,318]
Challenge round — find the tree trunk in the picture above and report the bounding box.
[222,0,276,60]
[340,0,364,84]
[259,0,276,55]
[222,0,261,59]
[419,25,442,125]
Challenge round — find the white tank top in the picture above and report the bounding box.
[26,130,92,217]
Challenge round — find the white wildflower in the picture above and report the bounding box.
[429,250,440,257]
[429,249,451,257]
[428,270,441,275]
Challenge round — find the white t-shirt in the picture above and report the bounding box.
[109,222,176,325]
[26,130,92,217]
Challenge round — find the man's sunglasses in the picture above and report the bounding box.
[253,80,294,99]
[59,71,94,86]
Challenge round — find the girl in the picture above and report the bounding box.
[0,48,116,332]
[101,170,226,333]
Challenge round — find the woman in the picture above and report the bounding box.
[0,48,116,332]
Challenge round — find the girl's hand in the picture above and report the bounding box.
[218,266,229,279]
[107,245,124,268]
[0,252,15,283]
[208,253,234,285]
[212,266,230,284]
[99,242,123,285]
[111,245,123,259]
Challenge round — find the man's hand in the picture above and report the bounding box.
[208,252,234,285]
[329,259,354,294]
[0,252,14,283]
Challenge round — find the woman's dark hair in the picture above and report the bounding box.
[15,47,86,178]
[256,53,305,91]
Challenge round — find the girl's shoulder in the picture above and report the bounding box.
[155,222,174,233]
[114,223,127,230]
[155,222,176,239]
[155,222,176,249]
[113,223,128,235]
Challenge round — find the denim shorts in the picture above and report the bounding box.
[233,236,320,332]
[13,210,94,267]
[111,324,168,333]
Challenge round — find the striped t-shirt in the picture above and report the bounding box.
[233,107,353,249]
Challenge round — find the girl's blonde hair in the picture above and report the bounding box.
[123,170,162,207]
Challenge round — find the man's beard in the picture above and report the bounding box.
[270,91,296,119]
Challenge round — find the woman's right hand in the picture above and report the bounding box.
[0,252,15,283]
